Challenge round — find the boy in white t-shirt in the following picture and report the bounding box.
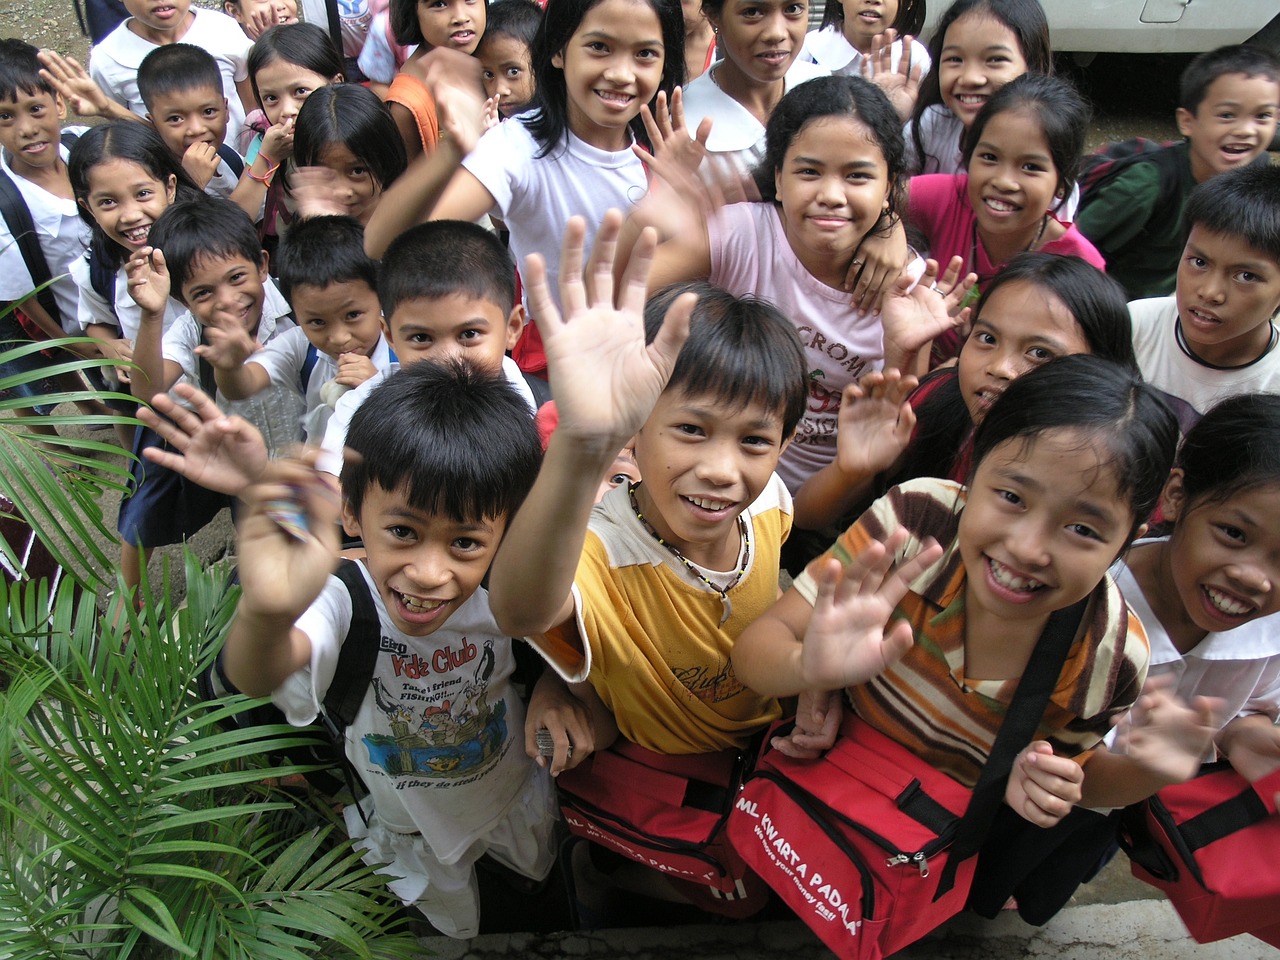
[89,0,254,147]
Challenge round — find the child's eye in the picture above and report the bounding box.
[350,165,368,178]
[784,2,806,16]
[1022,162,1048,174]
[307,318,327,328]
[743,435,773,449]
[505,67,523,79]
[230,271,246,284]
[608,472,632,487]
[203,108,220,118]
[1027,346,1054,362]
[1067,522,1101,541]
[1184,255,1208,270]
[458,329,482,342]
[995,488,1022,506]
[345,310,364,321]
[406,333,432,344]
[676,423,704,437]
[482,69,495,80]
[294,86,312,97]
[987,55,1012,66]
[1215,523,1246,543]
[262,94,279,105]
[972,330,996,346]
[976,151,997,164]
[587,41,609,53]
[636,48,661,61]
[388,524,416,540]
[1234,270,1263,284]
[452,536,483,552]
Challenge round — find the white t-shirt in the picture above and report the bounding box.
[89,9,251,147]
[278,562,545,864]
[681,59,830,174]
[799,28,931,80]
[461,118,647,321]
[70,255,185,342]
[707,201,923,491]
[0,128,92,332]
[161,279,305,456]
[249,326,395,442]
[1112,553,1280,751]
[317,355,536,475]
[1129,295,1280,432]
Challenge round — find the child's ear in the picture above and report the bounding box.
[1159,467,1187,524]
[164,173,177,204]
[551,50,565,70]
[257,250,270,281]
[504,304,525,351]
[340,498,362,539]
[778,429,795,458]
[332,73,345,84]
[380,316,395,347]
[53,93,68,121]
[1175,107,1196,139]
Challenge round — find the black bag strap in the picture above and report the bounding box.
[323,558,382,730]
[1178,784,1271,854]
[216,143,245,181]
[0,157,61,325]
[934,597,1088,898]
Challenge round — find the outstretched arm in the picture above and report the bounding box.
[487,211,693,638]
[38,50,143,124]
[138,383,269,496]
[125,248,182,398]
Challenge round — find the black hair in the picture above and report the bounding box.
[292,83,406,194]
[961,72,1090,207]
[247,22,343,108]
[482,0,543,48]
[971,355,1178,542]
[1186,165,1280,267]
[148,197,264,303]
[341,359,542,523]
[643,281,808,437]
[1179,44,1280,114]
[909,0,1052,173]
[818,0,925,37]
[0,37,55,103]
[1175,393,1280,510]
[892,253,1136,491]
[379,220,516,320]
[524,0,685,158]
[755,74,904,224]
[68,121,205,270]
[275,215,379,303]
[137,43,224,111]
[390,0,490,46]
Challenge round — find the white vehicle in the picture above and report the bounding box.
[920,0,1280,54]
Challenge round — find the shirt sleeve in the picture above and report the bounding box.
[459,122,518,219]
[273,574,353,725]
[70,256,117,332]
[249,325,308,387]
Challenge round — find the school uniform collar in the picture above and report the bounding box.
[801,27,862,73]
[686,58,830,153]
[2,141,79,236]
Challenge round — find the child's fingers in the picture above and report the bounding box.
[585,208,623,308]
[638,102,662,149]
[647,287,696,373]
[556,216,589,316]
[615,220,654,315]
[521,252,563,338]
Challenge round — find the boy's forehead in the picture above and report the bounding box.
[1187,226,1280,272]
[149,85,228,109]
[183,251,264,287]
[1198,71,1280,109]
[660,385,787,429]
[390,293,510,330]
[0,84,58,108]
[355,481,507,529]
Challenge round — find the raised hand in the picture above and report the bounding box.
[1004,742,1084,827]
[861,30,923,122]
[259,116,295,163]
[525,210,693,447]
[799,529,943,690]
[125,247,172,316]
[833,369,919,477]
[182,141,221,188]
[435,78,485,157]
[288,166,348,220]
[37,49,116,118]
[881,255,974,372]
[1114,676,1222,788]
[194,320,259,371]
[138,383,269,496]
[637,86,711,176]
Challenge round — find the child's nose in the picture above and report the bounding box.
[987,349,1019,381]
[1005,522,1050,570]
[1228,561,1273,596]
[761,11,788,42]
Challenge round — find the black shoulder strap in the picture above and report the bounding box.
[0,159,61,325]
[216,143,245,180]
[934,597,1089,898]
[322,558,382,732]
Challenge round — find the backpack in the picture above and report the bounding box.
[1076,138,1185,218]
[72,0,129,43]
[0,130,83,328]
[198,557,381,798]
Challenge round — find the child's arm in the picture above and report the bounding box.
[524,670,617,776]
[124,248,183,398]
[792,370,917,530]
[1217,713,1280,783]
[37,50,145,124]
[226,119,293,220]
[732,529,943,697]
[488,211,693,638]
[136,383,269,496]
[84,322,134,384]
[223,455,342,696]
[196,322,271,400]
[846,183,912,313]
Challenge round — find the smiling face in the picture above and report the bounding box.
[839,0,897,54]
[553,0,666,151]
[179,252,270,332]
[416,0,486,53]
[477,33,536,116]
[937,12,1028,130]
[146,84,229,157]
[966,106,1059,249]
[632,387,788,568]
[253,59,335,126]
[81,157,177,252]
[1175,226,1280,369]
[709,0,808,88]
[385,293,522,372]
[1178,72,1280,183]
[959,427,1133,640]
[344,483,504,637]
[290,279,384,360]
[957,280,1091,424]
[0,86,66,179]
[775,114,891,281]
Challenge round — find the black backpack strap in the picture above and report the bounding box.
[87,244,118,319]
[216,143,245,180]
[934,597,1089,898]
[322,558,382,732]
[0,161,61,326]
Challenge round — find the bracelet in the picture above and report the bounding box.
[247,159,281,184]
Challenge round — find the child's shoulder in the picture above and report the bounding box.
[186,7,254,55]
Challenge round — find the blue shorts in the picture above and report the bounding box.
[117,426,233,549]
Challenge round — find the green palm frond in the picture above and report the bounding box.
[0,553,420,960]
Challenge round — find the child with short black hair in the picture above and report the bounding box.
[1128,164,1280,431]
[137,44,243,198]
[223,359,558,939]
[318,217,532,474]
[122,196,303,594]
[475,0,541,120]
[1077,44,1280,300]
[211,214,392,441]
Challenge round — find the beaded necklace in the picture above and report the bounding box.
[628,482,751,626]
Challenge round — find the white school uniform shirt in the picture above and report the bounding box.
[316,355,537,476]
[1111,553,1280,759]
[70,256,185,342]
[89,9,251,147]
[799,28,931,80]
[0,127,91,332]
[249,326,395,443]
[681,59,830,174]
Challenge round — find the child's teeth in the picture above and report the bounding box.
[401,594,444,611]
[689,496,730,510]
[991,559,1042,593]
[1205,586,1250,616]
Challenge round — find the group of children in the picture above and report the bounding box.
[3,0,1280,944]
